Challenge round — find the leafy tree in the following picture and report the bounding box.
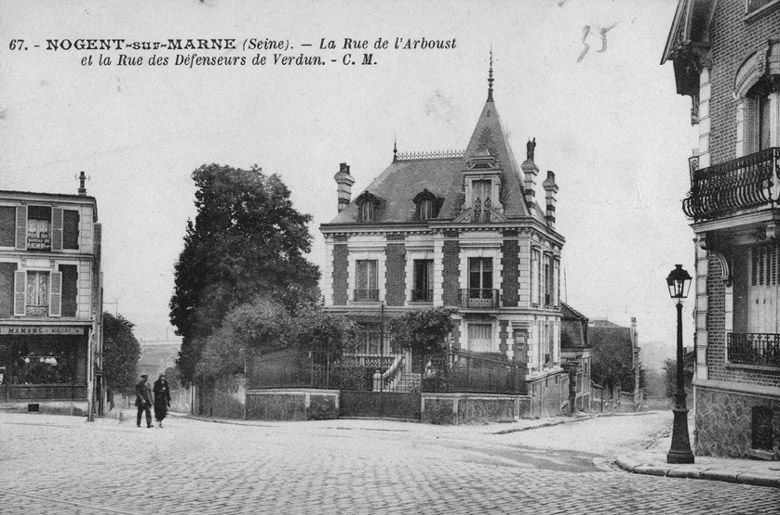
[195,297,289,382]
[663,352,694,399]
[590,327,635,392]
[102,313,141,394]
[388,308,456,355]
[289,306,357,356]
[170,164,320,385]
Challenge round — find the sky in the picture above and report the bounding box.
[0,0,695,368]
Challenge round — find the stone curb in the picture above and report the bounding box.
[614,456,780,489]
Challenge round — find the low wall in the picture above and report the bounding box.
[245,389,340,421]
[421,393,532,425]
[527,371,567,418]
[0,400,87,416]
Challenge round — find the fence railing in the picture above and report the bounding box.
[458,289,500,309]
[682,147,779,222]
[424,350,525,394]
[728,332,780,367]
[248,348,526,395]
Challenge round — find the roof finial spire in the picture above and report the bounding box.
[393,134,398,162]
[487,46,494,102]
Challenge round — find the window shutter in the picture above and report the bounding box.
[49,271,62,317]
[743,98,758,155]
[13,270,26,316]
[15,205,27,250]
[51,207,63,252]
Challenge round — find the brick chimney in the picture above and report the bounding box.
[333,162,355,213]
[521,138,539,212]
[542,170,558,228]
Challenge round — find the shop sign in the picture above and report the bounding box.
[0,326,85,335]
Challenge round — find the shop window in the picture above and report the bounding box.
[354,260,378,301]
[63,210,79,250]
[11,338,77,385]
[0,206,14,247]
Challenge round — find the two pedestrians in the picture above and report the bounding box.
[135,373,171,428]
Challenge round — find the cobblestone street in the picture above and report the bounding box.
[1,412,779,514]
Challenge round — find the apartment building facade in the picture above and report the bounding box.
[663,0,780,458]
[0,176,103,415]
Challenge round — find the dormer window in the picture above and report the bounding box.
[355,191,381,222]
[472,179,492,203]
[413,189,442,221]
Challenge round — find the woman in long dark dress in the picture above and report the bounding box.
[153,373,171,428]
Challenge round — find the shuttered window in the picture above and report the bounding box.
[13,270,25,316]
[49,271,62,317]
[59,264,78,317]
[15,205,27,250]
[0,207,15,247]
[0,262,16,317]
[63,210,79,249]
[51,207,63,252]
[467,323,493,353]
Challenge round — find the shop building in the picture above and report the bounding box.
[0,175,103,415]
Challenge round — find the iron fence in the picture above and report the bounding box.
[727,332,780,367]
[423,350,525,394]
[458,289,500,309]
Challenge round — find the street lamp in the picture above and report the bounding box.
[666,264,694,464]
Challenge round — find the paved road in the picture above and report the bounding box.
[1,413,778,514]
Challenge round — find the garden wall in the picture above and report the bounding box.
[245,389,340,421]
[421,393,532,424]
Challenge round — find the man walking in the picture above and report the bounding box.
[135,374,153,428]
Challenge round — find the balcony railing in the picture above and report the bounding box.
[727,332,780,367]
[411,288,433,302]
[682,148,779,222]
[353,289,379,302]
[458,289,499,309]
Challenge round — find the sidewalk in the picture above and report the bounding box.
[615,425,780,488]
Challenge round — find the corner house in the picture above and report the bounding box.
[0,176,103,415]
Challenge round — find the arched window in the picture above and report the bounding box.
[734,44,780,156]
[355,191,381,222]
[413,189,441,221]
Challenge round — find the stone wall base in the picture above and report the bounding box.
[695,385,780,459]
[245,389,340,421]
[0,400,87,416]
[421,393,532,424]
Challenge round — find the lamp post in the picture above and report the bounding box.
[666,264,695,464]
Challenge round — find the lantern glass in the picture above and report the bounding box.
[666,264,692,302]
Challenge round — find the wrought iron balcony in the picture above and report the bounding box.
[727,332,780,367]
[459,289,499,309]
[353,289,379,302]
[682,148,780,222]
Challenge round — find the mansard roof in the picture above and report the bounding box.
[328,95,541,225]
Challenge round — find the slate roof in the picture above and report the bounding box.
[328,94,540,225]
